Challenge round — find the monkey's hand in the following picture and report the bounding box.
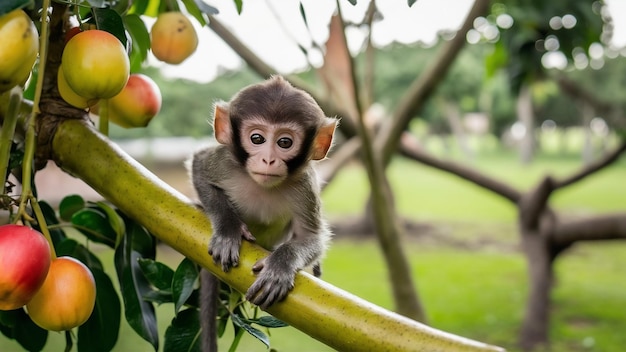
[209,223,255,272]
[245,257,295,309]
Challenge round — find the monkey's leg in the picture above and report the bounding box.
[200,269,219,352]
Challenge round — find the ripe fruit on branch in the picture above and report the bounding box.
[62,29,130,100]
[57,64,94,109]
[150,12,198,64]
[0,9,39,93]
[27,257,96,331]
[108,73,162,128]
[0,225,51,311]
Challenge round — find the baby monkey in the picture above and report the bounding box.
[190,76,337,351]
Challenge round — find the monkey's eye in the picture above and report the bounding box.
[277,137,293,149]
[250,133,266,145]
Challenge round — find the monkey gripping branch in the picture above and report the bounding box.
[52,120,506,352]
[0,1,505,351]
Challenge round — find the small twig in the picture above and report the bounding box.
[0,88,22,194]
[30,195,57,259]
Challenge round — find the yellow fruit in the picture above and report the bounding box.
[62,30,129,100]
[0,9,39,93]
[57,64,96,109]
[150,12,198,64]
[27,257,96,331]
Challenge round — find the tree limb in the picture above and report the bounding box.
[51,119,505,352]
[553,142,626,189]
[317,136,361,186]
[552,214,626,247]
[375,0,491,163]
[399,134,522,203]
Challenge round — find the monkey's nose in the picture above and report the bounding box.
[262,158,276,165]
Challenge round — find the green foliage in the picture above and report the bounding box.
[0,0,30,15]
[486,1,606,93]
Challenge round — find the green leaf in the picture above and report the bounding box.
[163,308,201,352]
[92,7,129,50]
[23,65,38,101]
[124,14,150,72]
[8,142,24,171]
[95,201,125,247]
[181,0,207,26]
[35,201,66,246]
[128,0,151,16]
[142,289,174,305]
[233,0,242,14]
[408,0,417,7]
[71,208,117,247]
[56,238,104,271]
[138,258,175,291]
[77,268,121,352]
[345,0,357,5]
[299,2,308,29]
[250,316,289,328]
[0,0,31,15]
[172,258,198,313]
[231,314,270,348]
[114,216,158,350]
[59,194,86,221]
[87,0,107,7]
[1,308,48,351]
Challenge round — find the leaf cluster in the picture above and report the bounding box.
[0,192,285,351]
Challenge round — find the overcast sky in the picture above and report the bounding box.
[152,0,626,83]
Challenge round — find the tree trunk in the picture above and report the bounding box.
[519,228,553,351]
[581,102,594,164]
[517,84,534,164]
[442,100,474,161]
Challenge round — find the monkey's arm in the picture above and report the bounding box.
[246,172,331,309]
[191,147,254,271]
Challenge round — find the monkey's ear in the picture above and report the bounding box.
[311,118,338,160]
[213,102,232,145]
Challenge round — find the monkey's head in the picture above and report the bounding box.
[212,76,337,188]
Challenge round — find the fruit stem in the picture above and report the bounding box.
[30,195,57,260]
[0,88,22,194]
[98,99,110,136]
[16,0,51,222]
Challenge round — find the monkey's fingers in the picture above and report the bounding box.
[240,223,256,242]
[245,272,294,309]
[251,258,266,273]
[208,236,241,272]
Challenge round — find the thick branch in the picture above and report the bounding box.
[519,177,554,230]
[555,75,614,115]
[553,142,626,189]
[552,214,626,247]
[399,135,522,203]
[51,119,505,352]
[376,0,490,163]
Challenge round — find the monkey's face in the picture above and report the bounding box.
[240,117,305,188]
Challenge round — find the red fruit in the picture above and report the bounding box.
[0,225,51,310]
[108,73,162,128]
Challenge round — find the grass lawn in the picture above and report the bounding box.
[1,145,624,351]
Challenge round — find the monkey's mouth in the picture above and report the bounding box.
[252,172,281,178]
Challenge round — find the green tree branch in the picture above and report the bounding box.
[51,118,505,352]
